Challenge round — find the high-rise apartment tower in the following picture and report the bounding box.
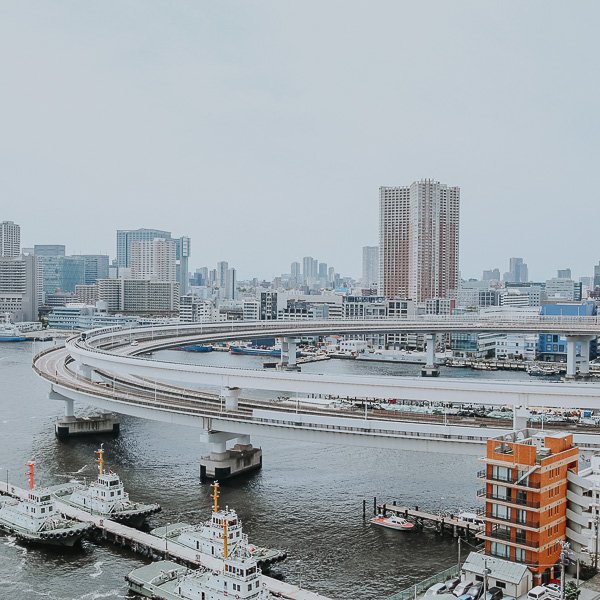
[378,180,459,302]
[0,221,21,257]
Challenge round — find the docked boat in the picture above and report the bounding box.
[50,445,160,527]
[127,518,272,599]
[0,313,26,342]
[357,349,445,365]
[370,514,414,531]
[527,366,560,376]
[229,343,301,357]
[471,363,498,371]
[0,461,92,546]
[173,344,213,352]
[151,482,286,566]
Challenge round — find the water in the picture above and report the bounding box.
[0,343,528,600]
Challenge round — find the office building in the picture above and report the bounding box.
[179,295,214,323]
[131,238,177,281]
[34,245,65,257]
[224,268,237,300]
[76,255,110,285]
[302,256,318,286]
[75,284,99,305]
[379,179,459,302]
[557,269,572,279]
[176,236,191,296]
[40,255,86,297]
[545,278,582,302]
[504,258,529,283]
[116,228,171,268]
[478,430,578,584]
[0,253,42,321]
[362,246,378,289]
[482,268,501,281]
[0,221,20,257]
[290,262,301,286]
[217,261,229,288]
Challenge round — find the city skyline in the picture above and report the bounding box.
[1,3,599,281]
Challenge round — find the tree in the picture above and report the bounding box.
[565,580,581,600]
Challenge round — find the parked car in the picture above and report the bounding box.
[527,586,549,600]
[485,587,504,600]
[454,582,475,597]
[503,596,517,600]
[465,583,484,600]
[426,584,448,596]
[544,583,561,598]
[458,594,474,600]
[130,340,139,346]
[445,578,461,592]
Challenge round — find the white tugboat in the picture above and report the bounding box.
[0,460,92,546]
[50,445,160,527]
[127,518,272,599]
[151,482,286,566]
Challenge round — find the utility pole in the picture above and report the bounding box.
[457,536,461,574]
[560,541,570,600]
[596,514,600,570]
[483,558,491,600]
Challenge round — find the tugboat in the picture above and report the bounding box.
[0,460,92,546]
[0,313,26,342]
[127,518,272,599]
[50,445,160,527]
[151,482,286,566]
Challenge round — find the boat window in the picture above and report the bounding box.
[41,495,50,502]
[41,507,45,513]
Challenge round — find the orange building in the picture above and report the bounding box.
[477,430,578,584]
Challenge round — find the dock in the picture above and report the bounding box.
[1,481,332,600]
[376,503,484,537]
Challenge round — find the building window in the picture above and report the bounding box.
[490,542,510,559]
[515,547,526,563]
[492,466,512,482]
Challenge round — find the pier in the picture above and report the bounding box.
[0,481,331,600]
[376,503,484,537]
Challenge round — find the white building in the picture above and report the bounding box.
[179,295,215,323]
[362,246,378,289]
[545,278,581,301]
[243,299,260,321]
[0,253,42,322]
[490,333,538,360]
[131,238,177,282]
[0,221,21,257]
[566,455,600,565]
[97,279,179,314]
[224,268,237,300]
[461,553,532,598]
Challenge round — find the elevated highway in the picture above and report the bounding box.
[31,317,600,464]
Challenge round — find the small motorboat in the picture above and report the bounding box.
[370,514,414,531]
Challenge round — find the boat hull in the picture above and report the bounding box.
[370,518,414,531]
[0,521,88,547]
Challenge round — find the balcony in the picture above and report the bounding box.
[477,470,541,489]
[477,489,540,509]
[482,528,540,549]
[478,510,539,529]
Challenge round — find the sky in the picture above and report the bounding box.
[1,2,599,282]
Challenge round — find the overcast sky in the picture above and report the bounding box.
[1,2,598,281]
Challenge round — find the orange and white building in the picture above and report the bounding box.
[477,429,578,584]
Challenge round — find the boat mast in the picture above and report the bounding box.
[211,480,219,513]
[222,518,228,558]
[26,460,34,490]
[95,444,104,475]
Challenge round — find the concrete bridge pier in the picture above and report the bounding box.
[421,334,440,377]
[49,387,119,439]
[277,337,301,371]
[565,335,595,380]
[223,386,241,411]
[200,431,262,481]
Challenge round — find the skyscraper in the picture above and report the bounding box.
[379,179,460,301]
[362,246,378,288]
[131,238,177,281]
[217,261,229,288]
[0,221,20,257]
[302,256,317,285]
[504,257,529,283]
[225,268,236,300]
[116,228,171,268]
[176,236,191,296]
[33,245,65,257]
[290,262,301,285]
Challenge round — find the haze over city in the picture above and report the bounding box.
[1,2,599,280]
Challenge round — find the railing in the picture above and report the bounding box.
[477,489,540,509]
[385,564,461,600]
[478,511,539,528]
[483,528,540,548]
[476,470,541,489]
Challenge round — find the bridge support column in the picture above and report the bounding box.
[223,387,241,411]
[278,338,301,371]
[200,431,262,480]
[513,406,531,430]
[421,334,440,377]
[565,335,595,380]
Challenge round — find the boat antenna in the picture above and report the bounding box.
[211,480,220,513]
[26,460,35,490]
[95,444,104,475]
[221,517,228,559]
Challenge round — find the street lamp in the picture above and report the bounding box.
[164,523,170,557]
[483,559,491,600]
